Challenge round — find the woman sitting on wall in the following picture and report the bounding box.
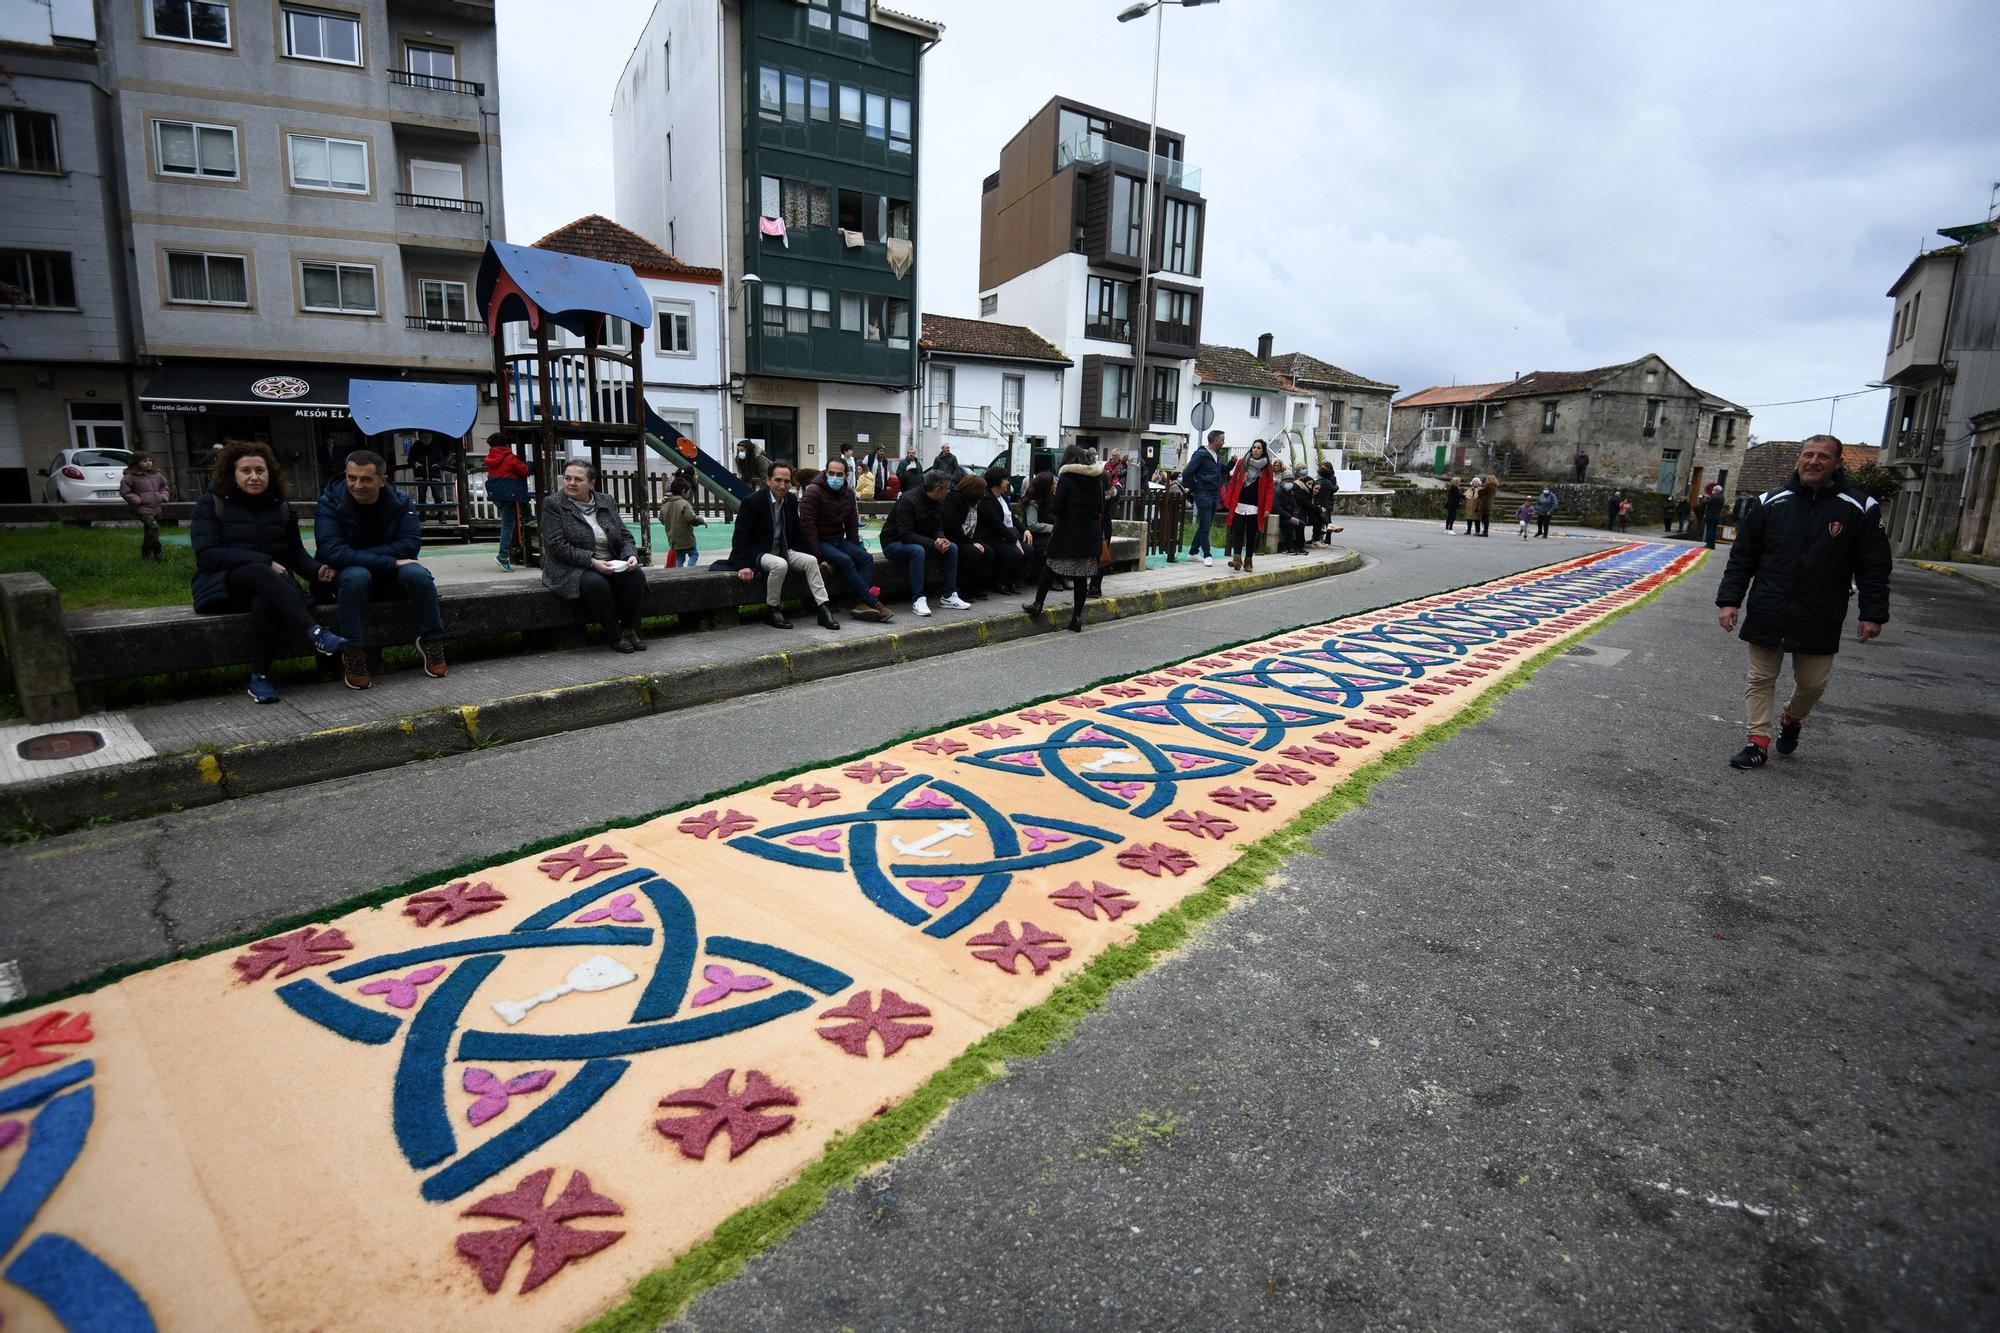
[540,460,649,653]
[190,439,345,705]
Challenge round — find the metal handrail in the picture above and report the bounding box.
[395,192,484,214]
[388,68,485,96]
[405,314,480,332]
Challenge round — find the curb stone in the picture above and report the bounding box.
[4,552,1362,833]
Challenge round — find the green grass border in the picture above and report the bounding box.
[0,545,1637,1019]
[576,547,1703,1332]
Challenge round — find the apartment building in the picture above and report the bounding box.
[1877,215,2000,554]
[612,0,939,472]
[111,0,505,495]
[977,96,1206,466]
[0,0,138,502]
[916,313,1067,473]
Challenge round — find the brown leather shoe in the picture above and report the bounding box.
[416,637,449,678]
[341,647,372,690]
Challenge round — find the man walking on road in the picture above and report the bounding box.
[1701,482,1725,549]
[1715,435,1892,770]
[1180,429,1226,566]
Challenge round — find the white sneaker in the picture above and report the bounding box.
[939,593,973,610]
[912,596,932,617]
[1202,554,1213,566]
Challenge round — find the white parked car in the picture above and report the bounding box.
[41,448,136,504]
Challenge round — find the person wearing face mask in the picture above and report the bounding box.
[1273,464,1308,554]
[1219,439,1277,571]
[798,458,892,622]
[734,438,771,486]
[540,460,649,652]
[190,438,345,704]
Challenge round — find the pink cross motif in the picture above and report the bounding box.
[907,878,967,909]
[690,965,773,1007]
[1058,695,1105,708]
[1020,827,1071,854]
[574,893,645,924]
[772,782,841,808]
[1096,780,1144,801]
[462,1068,557,1128]
[1017,709,1069,726]
[1169,752,1207,771]
[844,761,907,785]
[903,790,957,810]
[356,963,448,1011]
[970,721,1023,739]
[786,829,844,853]
[1100,685,1145,698]
[1074,727,1115,744]
[912,737,968,756]
[995,753,1039,768]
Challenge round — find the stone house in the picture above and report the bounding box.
[1264,344,1397,465]
[1739,440,1880,498]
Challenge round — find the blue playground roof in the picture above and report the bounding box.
[347,379,479,438]
[477,240,652,339]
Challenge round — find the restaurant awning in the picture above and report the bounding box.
[348,379,478,438]
[139,365,352,419]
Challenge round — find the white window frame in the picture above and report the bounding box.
[864,92,887,141]
[838,85,861,126]
[406,157,463,201]
[1249,395,1262,419]
[417,277,470,326]
[889,97,911,153]
[655,299,695,356]
[283,5,364,67]
[299,259,378,315]
[146,0,232,47]
[0,109,61,175]
[287,132,369,194]
[403,40,454,82]
[154,118,239,181]
[165,250,250,306]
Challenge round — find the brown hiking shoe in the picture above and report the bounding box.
[341,647,372,690]
[416,637,449,678]
[851,604,892,623]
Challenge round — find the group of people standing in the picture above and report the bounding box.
[1443,474,1502,536]
[1177,430,1344,569]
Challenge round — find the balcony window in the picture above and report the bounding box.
[1110,175,1145,258]
[407,158,463,202]
[811,289,832,330]
[884,197,910,242]
[148,0,230,46]
[864,93,887,141]
[809,78,830,122]
[838,0,868,39]
[1102,362,1133,421]
[887,297,910,349]
[656,299,694,354]
[1152,285,1195,343]
[840,293,862,333]
[0,110,60,174]
[288,133,368,193]
[284,6,362,66]
[1086,275,1132,341]
[1643,398,1662,437]
[0,250,77,308]
[1161,197,1199,276]
[759,174,779,218]
[838,85,861,126]
[418,278,469,326]
[300,260,376,314]
[806,0,832,28]
[889,98,911,154]
[758,66,782,121]
[784,73,806,124]
[167,250,248,305]
[156,119,238,180]
[837,188,867,236]
[781,178,809,230]
[404,42,454,86]
[1149,367,1179,424]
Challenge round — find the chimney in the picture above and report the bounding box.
[1257,332,1273,362]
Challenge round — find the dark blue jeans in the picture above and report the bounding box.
[1190,495,1218,556]
[335,563,444,645]
[489,477,528,562]
[883,539,957,601]
[818,538,880,605]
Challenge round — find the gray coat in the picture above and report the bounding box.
[540,491,638,600]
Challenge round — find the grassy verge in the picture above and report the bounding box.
[0,524,193,611]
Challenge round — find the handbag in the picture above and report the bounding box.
[1098,536,1114,568]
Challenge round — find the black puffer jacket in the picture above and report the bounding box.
[189,490,321,612]
[1715,470,1892,655]
[881,488,942,547]
[1045,462,1106,562]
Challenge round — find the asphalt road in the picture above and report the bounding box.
[656,557,2000,1330]
[1,516,1604,998]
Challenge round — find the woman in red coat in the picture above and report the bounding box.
[1218,438,1276,572]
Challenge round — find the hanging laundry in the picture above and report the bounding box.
[839,228,866,249]
[759,215,789,248]
[885,237,914,279]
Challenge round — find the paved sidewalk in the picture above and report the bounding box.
[1911,557,2000,595]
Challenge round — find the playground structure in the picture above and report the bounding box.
[347,378,481,527]
[479,241,655,566]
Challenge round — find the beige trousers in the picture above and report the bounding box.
[1745,644,1834,740]
[759,550,827,607]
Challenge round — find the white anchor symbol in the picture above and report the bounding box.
[491,954,637,1026]
[888,821,973,858]
[1079,750,1143,773]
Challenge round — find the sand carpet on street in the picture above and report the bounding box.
[0,543,1698,1331]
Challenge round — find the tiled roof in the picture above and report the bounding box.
[1885,243,1962,298]
[920,313,1069,364]
[1699,390,1749,414]
[1488,361,1634,399]
[1195,344,1287,391]
[1740,440,1880,494]
[532,214,723,283]
[875,4,943,35]
[1266,352,1396,393]
[1393,381,1512,409]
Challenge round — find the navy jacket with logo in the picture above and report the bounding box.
[1715,469,1891,655]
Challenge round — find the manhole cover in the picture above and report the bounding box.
[18,730,105,761]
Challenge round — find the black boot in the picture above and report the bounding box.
[815,603,840,630]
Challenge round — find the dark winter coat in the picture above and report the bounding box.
[120,467,169,517]
[940,490,983,548]
[539,491,638,600]
[1715,470,1892,655]
[976,492,1022,550]
[1274,481,1308,523]
[881,488,943,548]
[1444,484,1464,515]
[729,487,809,569]
[1180,445,1224,501]
[795,479,860,557]
[314,481,422,573]
[189,490,322,612]
[1702,490,1725,522]
[1045,462,1106,563]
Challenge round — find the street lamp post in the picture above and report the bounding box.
[1117,0,1216,457]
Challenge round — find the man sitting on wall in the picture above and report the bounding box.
[880,470,972,618]
[314,450,447,690]
[728,462,840,630]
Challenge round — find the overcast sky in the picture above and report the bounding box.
[498,0,2000,445]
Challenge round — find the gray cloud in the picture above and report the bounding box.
[500,0,2000,443]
